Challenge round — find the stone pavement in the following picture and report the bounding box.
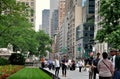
[44,67,99,79]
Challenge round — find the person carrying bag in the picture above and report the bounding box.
[102,60,114,76]
[97,52,114,79]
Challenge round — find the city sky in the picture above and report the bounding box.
[35,0,50,31]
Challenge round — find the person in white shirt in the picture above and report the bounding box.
[110,50,117,68]
[55,56,60,77]
[78,59,83,72]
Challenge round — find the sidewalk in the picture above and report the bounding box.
[44,67,99,79]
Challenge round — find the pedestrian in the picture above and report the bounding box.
[40,57,45,68]
[92,52,101,79]
[87,52,94,79]
[61,55,68,77]
[68,59,72,69]
[78,58,83,72]
[70,59,75,70]
[55,56,60,77]
[48,58,53,70]
[110,49,120,79]
[52,60,55,70]
[97,52,114,79]
[83,58,88,71]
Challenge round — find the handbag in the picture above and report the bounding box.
[102,60,113,75]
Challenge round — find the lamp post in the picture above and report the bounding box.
[77,43,81,58]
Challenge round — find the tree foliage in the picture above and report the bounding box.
[0,0,52,57]
[96,0,120,49]
[35,31,52,56]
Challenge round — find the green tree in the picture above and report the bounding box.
[0,0,52,56]
[35,30,52,57]
[0,0,32,49]
[0,0,31,36]
[96,0,120,49]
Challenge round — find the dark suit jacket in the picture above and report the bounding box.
[115,55,120,70]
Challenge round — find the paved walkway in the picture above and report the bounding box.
[44,68,99,79]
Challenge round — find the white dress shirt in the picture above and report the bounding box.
[111,55,116,68]
[55,59,60,67]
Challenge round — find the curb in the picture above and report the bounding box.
[39,67,60,79]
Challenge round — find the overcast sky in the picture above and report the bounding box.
[35,0,50,31]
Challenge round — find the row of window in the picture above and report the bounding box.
[25,2,34,6]
[84,26,94,31]
[84,44,92,49]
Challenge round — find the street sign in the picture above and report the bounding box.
[78,47,81,51]
[78,43,81,46]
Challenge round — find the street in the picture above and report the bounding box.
[44,68,99,79]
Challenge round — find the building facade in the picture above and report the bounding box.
[54,0,81,58]
[63,0,83,60]
[49,0,59,37]
[16,0,35,30]
[51,10,58,38]
[75,0,95,59]
[58,16,68,56]
[42,9,50,34]
[94,0,108,53]
[58,0,66,31]
[76,23,94,58]
[54,0,66,56]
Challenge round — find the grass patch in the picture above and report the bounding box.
[7,68,52,79]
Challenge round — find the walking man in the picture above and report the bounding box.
[61,55,68,77]
[110,49,120,79]
[92,52,100,79]
[55,56,60,77]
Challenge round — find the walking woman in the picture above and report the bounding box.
[78,58,83,72]
[97,52,114,79]
[55,56,60,77]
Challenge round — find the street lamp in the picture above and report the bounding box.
[77,43,81,58]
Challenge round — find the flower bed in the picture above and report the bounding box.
[0,65,24,79]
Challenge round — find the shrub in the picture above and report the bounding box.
[0,58,9,65]
[9,53,25,65]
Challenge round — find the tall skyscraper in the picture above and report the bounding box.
[76,0,95,58]
[64,0,83,59]
[58,0,66,31]
[49,0,59,37]
[51,10,58,38]
[42,9,50,34]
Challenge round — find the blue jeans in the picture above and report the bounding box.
[112,70,120,79]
